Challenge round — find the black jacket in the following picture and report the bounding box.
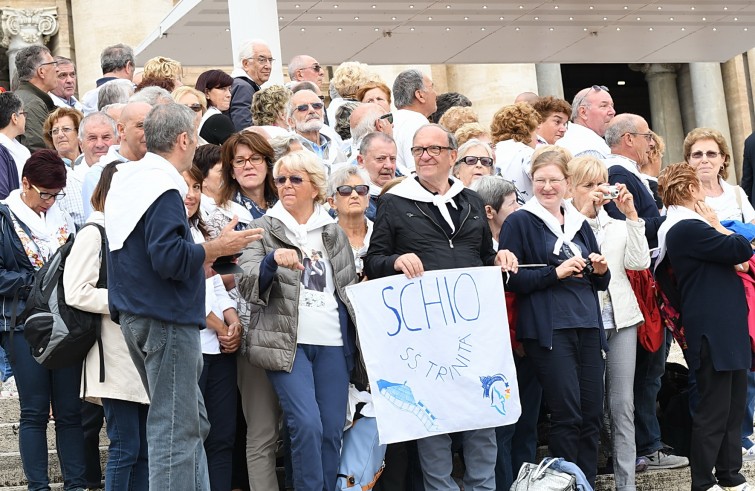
[364,188,497,279]
[742,132,755,206]
[0,204,36,331]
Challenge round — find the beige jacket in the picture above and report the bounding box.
[63,213,149,405]
[237,215,358,373]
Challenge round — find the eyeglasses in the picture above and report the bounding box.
[38,61,58,68]
[628,132,653,141]
[378,113,394,124]
[318,95,326,101]
[51,126,75,136]
[295,102,325,112]
[274,175,310,187]
[689,150,723,160]
[410,145,454,158]
[31,184,66,201]
[457,156,494,167]
[574,84,609,109]
[336,184,369,196]
[232,155,267,168]
[250,56,275,65]
[533,177,566,187]
[17,111,26,117]
[184,103,203,113]
[305,64,323,73]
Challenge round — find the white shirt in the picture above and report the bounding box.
[494,139,535,200]
[0,133,30,183]
[393,109,430,175]
[49,92,86,113]
[556,122,611,159]
[706,178,755,223]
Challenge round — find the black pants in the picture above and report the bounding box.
[198,352,238,491]
[690,338,747,491]
[81,400,105,488]
[524,328,604,486]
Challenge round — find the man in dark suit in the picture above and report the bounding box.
[229,39,272,131]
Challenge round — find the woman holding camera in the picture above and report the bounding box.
[499,146,610,486]
[569,156,650,491]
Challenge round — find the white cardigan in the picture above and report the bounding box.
[63,212,149,405]
[586,211,651,330]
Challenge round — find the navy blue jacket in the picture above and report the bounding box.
[0,204,38,331]
[0,145,19,200]
[108,191,206,326]
[665,219,752,371]
[742,132,755,207]
[604,166,665,248]
[499,210,610,350]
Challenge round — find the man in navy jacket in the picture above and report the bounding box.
[603,113,688,471]
[105,103,262,490]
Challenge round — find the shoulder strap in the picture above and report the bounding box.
[735,185,745,221]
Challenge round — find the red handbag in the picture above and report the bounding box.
[627,269,664,353]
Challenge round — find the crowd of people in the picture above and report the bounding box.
[0,36,754,491]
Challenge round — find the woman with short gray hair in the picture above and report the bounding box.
[327,165,372,280]
[471,176,520,248]
[453,138,495,188]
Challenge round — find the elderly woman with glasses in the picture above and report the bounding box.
[238,150,359,491]
[0,92,31,199]
[327,165,372,280]
[685,127,755,224]
[499,146,609,487]
[453,138,495,188]
[42,106,83,166]
[0,150,81,490]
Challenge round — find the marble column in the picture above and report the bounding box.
[0,7,59,85]
[689,62,735,183]
[69,0,173,94]
[535,63,564,99]
[721,54,752,183]
[630,63,684,167]
[446,63,537,126]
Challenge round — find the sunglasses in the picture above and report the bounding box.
[185,103,203,113]
[378,113,393,124]
[295,102,325,112]
[336,184,369,196]
[274,175,309,187]
[574,84,609,109]
[458,156,494,167]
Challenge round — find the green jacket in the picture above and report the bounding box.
[15,81,55,153]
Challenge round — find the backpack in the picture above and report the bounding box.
[14,223,107,375]
[336,413,386,490]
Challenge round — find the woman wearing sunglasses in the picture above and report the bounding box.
[453,138,496,188]
[327,165,372,280]
[237,150,360,491]
[0,150,82,490]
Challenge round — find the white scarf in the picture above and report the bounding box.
[387,176,466,233]
[105,152,188,251]
[655,205,708,272]
[200,193,253,224]
[4,189,71,262]
[266,201,335,250]
[368,181,383,197]
[521,196,586,257]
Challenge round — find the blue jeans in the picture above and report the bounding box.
[267,344,349,491]
[102,398,148,491]
[119,313,210,491]
[743,372,755,449]
[199,353,237,491]
[524,328,605,487]
[0,343,12,381]
[634,328,667,456]
[1,332,86,491]
[495,353,542,490]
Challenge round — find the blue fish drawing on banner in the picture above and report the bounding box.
[480,374,511,415]
[377,379,441,432]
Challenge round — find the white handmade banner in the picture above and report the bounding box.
[345,266,520,444]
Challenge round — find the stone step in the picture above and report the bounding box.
[0,447,107,488]
[0,485,62,491]
[594,459,755,490]
[0,397,20,424]
[0,421,108,453]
